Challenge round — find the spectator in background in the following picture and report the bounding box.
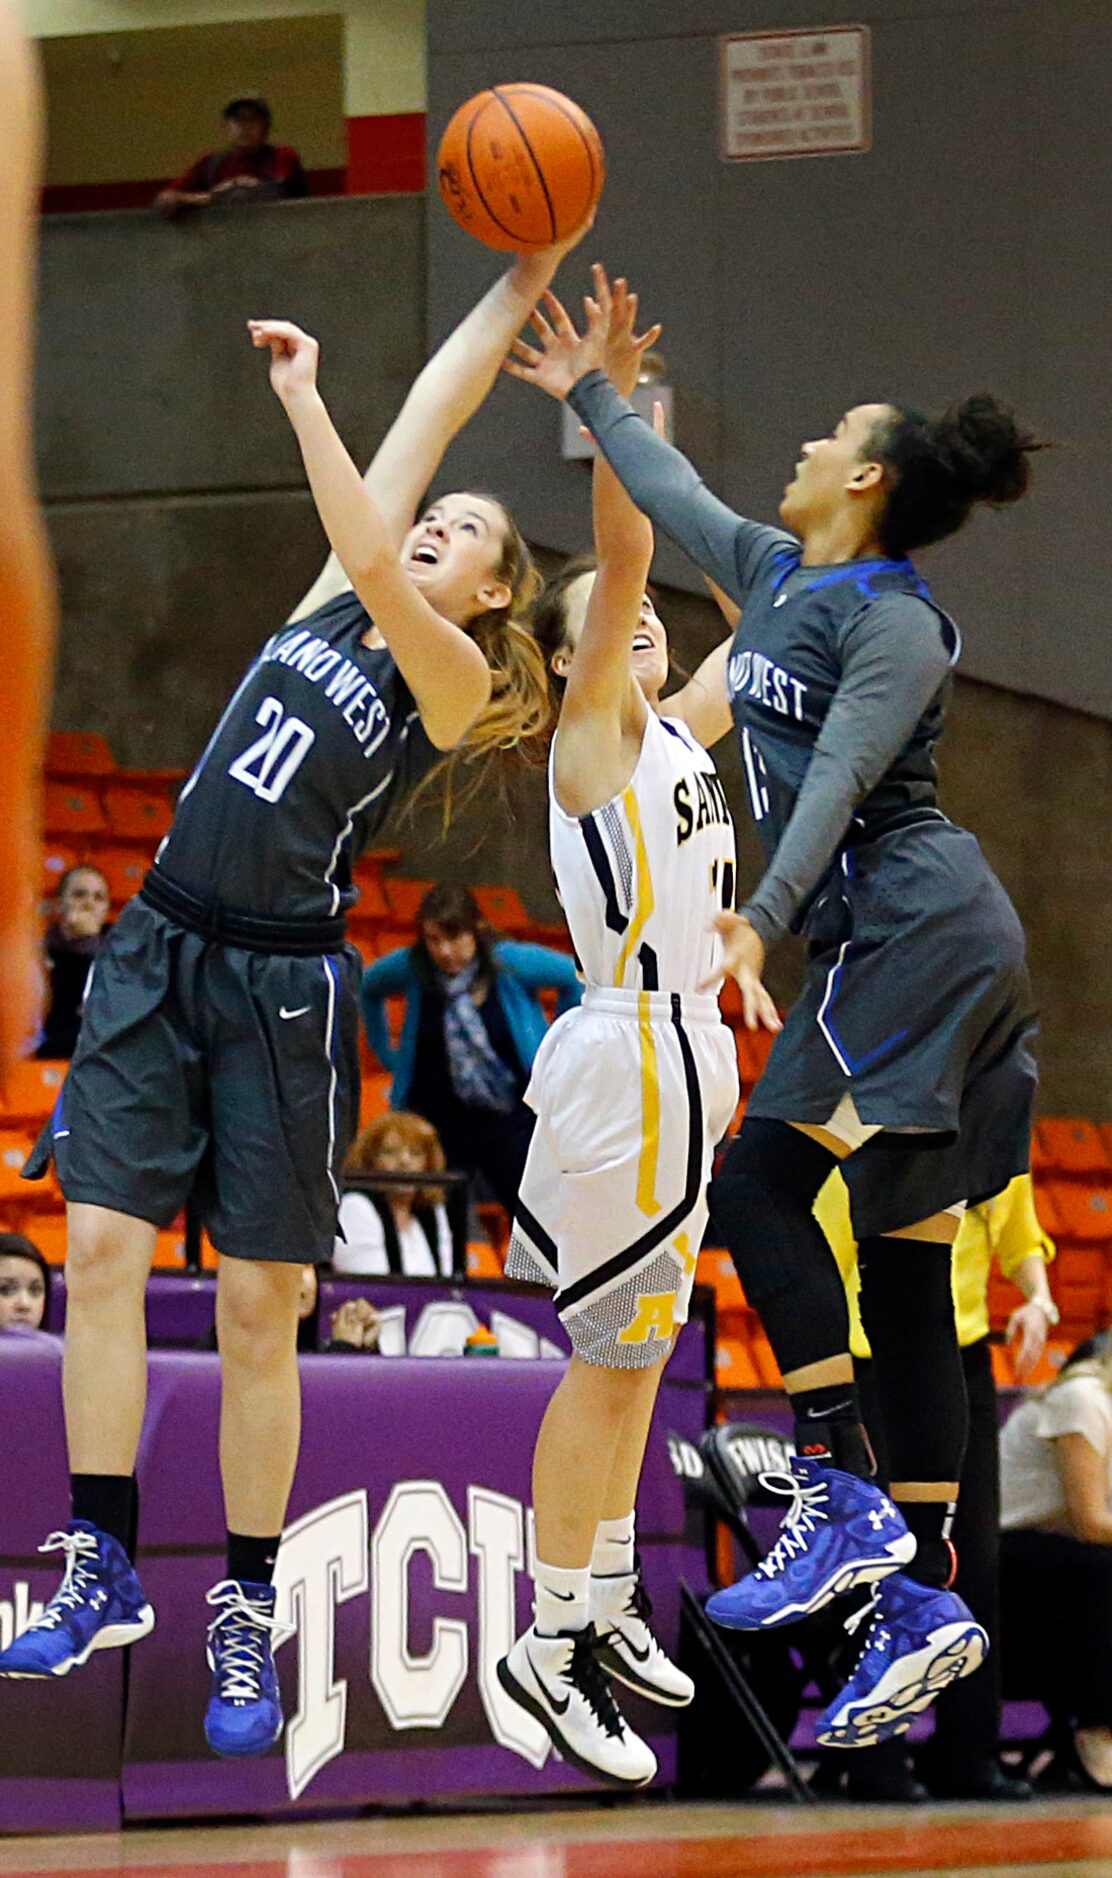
[155,95,307,217]
[1000,1332,1112,1791]
[0,1232,51,1332]
[360,884,581,1216]
[37,864,110,1059]
[335,1112,453,1278]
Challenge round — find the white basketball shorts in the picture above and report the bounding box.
[506,986,740,1369]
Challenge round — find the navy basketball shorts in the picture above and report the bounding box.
[24,900,361,1263]
[746,822,1038,1238]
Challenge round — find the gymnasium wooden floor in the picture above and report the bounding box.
[3,1797,1112,1878]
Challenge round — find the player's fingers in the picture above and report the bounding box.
[697,968,725,995]
[510,337,543,364]
[758,987,783,1033]
[501,358,533,382]
[591,261,614,314]
[652,399,666,437]
[542,288,577,335]
[635,322,663,352]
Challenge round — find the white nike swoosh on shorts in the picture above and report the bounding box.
[279,1005,311,1020]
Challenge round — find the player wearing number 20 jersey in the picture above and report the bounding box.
[26,587,440,1263]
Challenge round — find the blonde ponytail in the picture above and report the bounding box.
[421,498,551,826]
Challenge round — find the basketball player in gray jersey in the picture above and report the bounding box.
[0,230,589,1754]
[508,265,1040,1751]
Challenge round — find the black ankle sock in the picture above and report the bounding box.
[789,1383,875,1479]
[226,1531,280,1586]
[898,1501,957,1589]
[71,1474,135,1555]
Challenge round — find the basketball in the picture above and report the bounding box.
[436,83,605,252]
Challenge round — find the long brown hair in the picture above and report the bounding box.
[428,496,550,823]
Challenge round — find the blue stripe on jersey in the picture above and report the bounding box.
[580,816,627,938]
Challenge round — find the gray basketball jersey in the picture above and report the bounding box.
[154,591,438,921]
[725,541,959,932]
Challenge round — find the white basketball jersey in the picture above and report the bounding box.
[550,710,736,995]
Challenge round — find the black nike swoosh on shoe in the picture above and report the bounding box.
[527,1650,570,1714]
[610,1628,652,1664]
[551,1589,575,1600]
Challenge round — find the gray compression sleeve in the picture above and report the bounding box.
[567,370,794,602]
[742,595,955,950]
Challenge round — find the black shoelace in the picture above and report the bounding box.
[565,1629,626,1739]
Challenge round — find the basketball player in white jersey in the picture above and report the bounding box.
[495,274,778,1785]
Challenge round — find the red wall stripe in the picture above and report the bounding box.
[41,167,348,215]
[346,111,426,195]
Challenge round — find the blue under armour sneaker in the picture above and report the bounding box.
[204,1580,285,1757]
[817,1571,988,1748]
[0,1522,154,1678]
[705,1454,916,1630]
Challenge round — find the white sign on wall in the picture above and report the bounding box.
[720,25,871,162]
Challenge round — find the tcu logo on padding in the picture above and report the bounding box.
[273,1485,549,1799]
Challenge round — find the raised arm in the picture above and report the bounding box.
[0,5,57,1078]
[289,237,586,621]
[251,320,491,749]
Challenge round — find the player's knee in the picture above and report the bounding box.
[65,1217,146,1308]
[216,1260,301,1364]
[711,1117,837,1313]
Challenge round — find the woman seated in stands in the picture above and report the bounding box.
[1000,1331,1112,1789]
[360,884,580,1216]
[37,865,111,1059]
[334,1111,453,1279]
[0,1232,51,1333]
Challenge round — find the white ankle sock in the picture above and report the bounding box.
[533,1559,591,1637]
[591,1513,635,1579]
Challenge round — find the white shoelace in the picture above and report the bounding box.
[206,1581,289,1702]
[34,1529,101,1629]
[843,1588,891,1660]
[753,1469,831,1579]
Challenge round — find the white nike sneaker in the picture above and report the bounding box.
[592,1571,694,1708]
[497,1626,657,1787]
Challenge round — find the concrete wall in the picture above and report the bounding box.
[40,196,424,765]
[426,0,1112,721]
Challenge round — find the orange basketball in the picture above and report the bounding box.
[437,84,604,253]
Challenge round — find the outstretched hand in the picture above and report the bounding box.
[700,911,782,1033]
[247,318,320,405]
[505,262,661,403]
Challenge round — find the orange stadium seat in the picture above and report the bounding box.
[474,885,531,933]
[1035,1118,1112,1180]
[102,783,173,841]
[349,872,390,921]
[26,1212,68,1265]
[359,1072,391,1129]
[1042,1180,1112,1246]
[41,841,78,899]
[0,1057,65,1127]
[44,782,107,838]
[45,729,116,778]
[734,1026,776,1087]
[382,877,434,923]
[0,1132,35,1202]
[715,1337,764,1391]
[97,846,149,906]
[466,1241,503,1279]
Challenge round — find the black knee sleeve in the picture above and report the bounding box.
[710,1118,849,1376]
[858,1235,968,1485]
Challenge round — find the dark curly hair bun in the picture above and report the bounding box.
[936,394,1036,506]
[872,393,1041,556]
